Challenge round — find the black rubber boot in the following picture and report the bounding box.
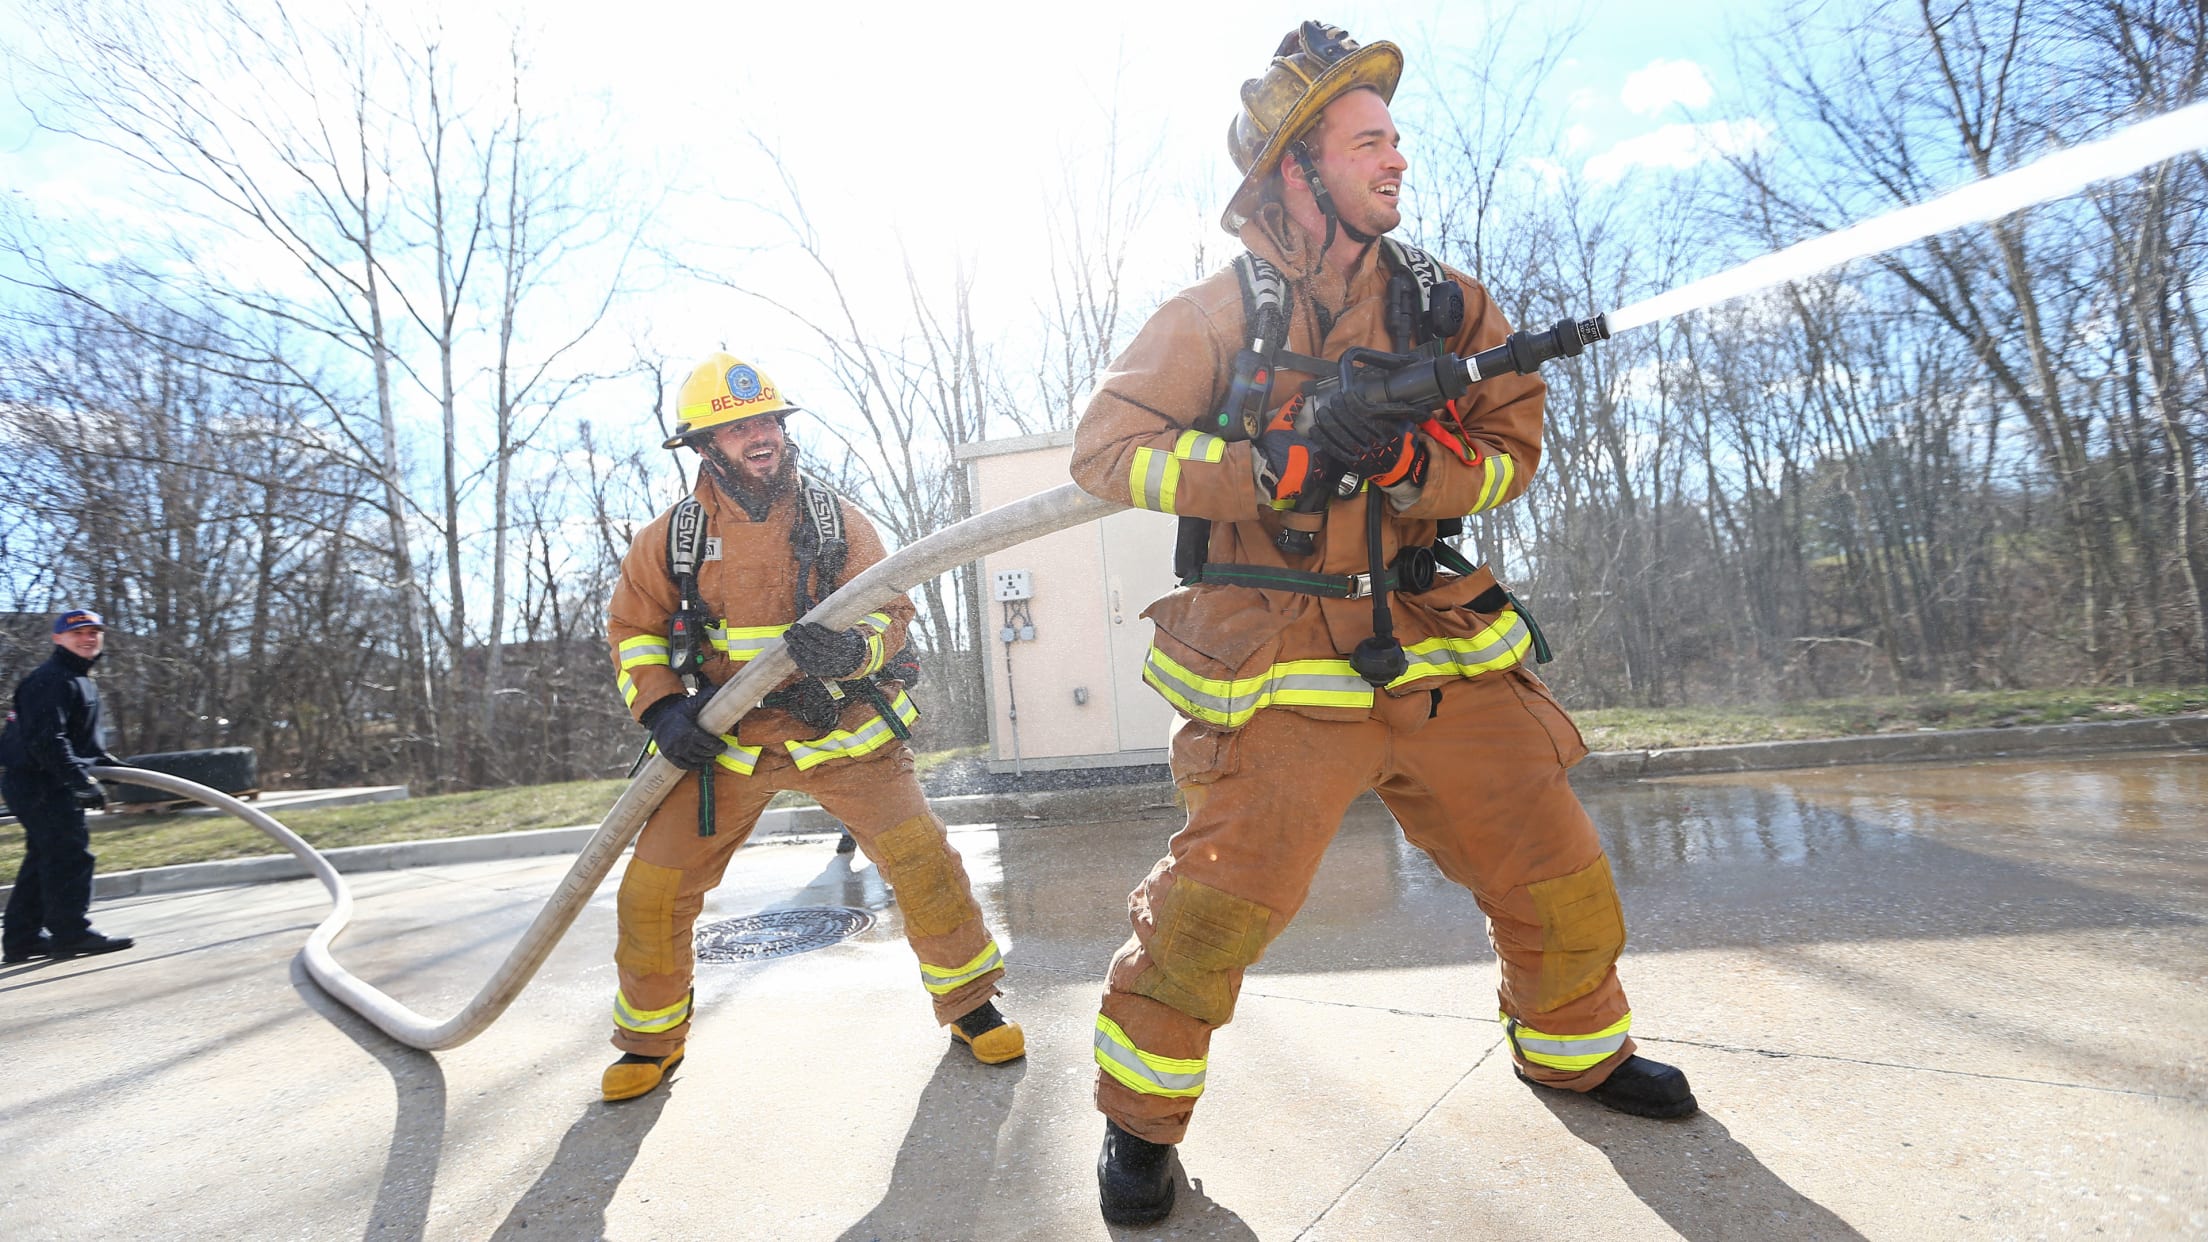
[1098,1118,1176,1226]
[1516,1054,1698,1119]
[835,829,858,854]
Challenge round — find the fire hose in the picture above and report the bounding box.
[88,482,1124,1051]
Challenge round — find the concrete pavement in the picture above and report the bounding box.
[1,749,2202,1239]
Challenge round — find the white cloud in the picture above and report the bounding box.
[1584,118,1773,185]
[1621,59,1714,116]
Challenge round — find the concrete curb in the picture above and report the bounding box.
[28,713,2204,901]
[1571,712,2208,780]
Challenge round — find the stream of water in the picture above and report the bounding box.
[1605,99,2208,333]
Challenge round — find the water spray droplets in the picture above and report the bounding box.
[1605,99,2208,335]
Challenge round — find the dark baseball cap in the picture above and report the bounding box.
[53,609,105,633]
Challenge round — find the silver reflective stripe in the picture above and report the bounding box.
[1396,614,1529,677]
[613,990,691,1034]
[710,626,783,661]
[1512,1028,1627,1059]
[1093,1016,1206,1098]
[1175,431,1226,462]
[1142,650,1371,722]
[1136,448,1173,511]
[619,640,670,667]
[920,941,1003,994]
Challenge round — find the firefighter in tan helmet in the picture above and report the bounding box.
[599,353,1023,1102]
[1069,23,1695,1225]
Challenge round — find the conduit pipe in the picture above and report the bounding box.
[92,482,1124,1050]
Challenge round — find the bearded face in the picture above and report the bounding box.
[700,417,799,519]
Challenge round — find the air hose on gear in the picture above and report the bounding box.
[91,482,1124,1052]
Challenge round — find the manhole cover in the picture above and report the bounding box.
[693,907,875,963]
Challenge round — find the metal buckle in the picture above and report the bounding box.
[1346,573,1374,599]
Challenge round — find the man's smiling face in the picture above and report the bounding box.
[1306,87,1406,237]
[710,415,788,484]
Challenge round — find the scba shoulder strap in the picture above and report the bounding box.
[1177,241,1464,585]
[664,497,712,680]
[663,474,849,615]
[789,472,847,615]
[671,479,921,738]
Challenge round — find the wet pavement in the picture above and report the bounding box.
[1,751,2202,1239]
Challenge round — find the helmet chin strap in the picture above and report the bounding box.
[1288,141,1378,258]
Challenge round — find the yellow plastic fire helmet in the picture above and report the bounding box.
[665,353,802,449]
[1221,21,1402,236]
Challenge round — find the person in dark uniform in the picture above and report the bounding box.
[1,608,135,963]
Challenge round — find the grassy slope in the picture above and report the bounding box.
[6,691,2200,876]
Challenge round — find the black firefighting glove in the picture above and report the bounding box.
[771,678,845,735]
[782,621,870,680]
[882,644,922,689]
[1305,389,1413,466]
[640,694,724,772]
[1348,423,1431,505]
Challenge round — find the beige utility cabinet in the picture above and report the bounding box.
[957,431,1179,773]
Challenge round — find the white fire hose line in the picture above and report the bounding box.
[89,483,1125,1051]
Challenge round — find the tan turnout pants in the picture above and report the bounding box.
[1096,668,1635,1144]
[611,743,1003,1056]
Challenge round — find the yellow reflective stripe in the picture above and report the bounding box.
[1471,454,1516,514]
[613,989,692,1034]
[1128,445,1182,513]
[1141,648,1373,729]
[1129,432,1229,513]
[1173,429,1226,462]
[713,735,762,775]
[1143,614,1530,725]
[1504,1011,1631,1072]
[1386,614,1532,688]
[1093,1014,1207,1099]
[851,611,892,675]
[617,670,642,707]
[919,939,1004,994]
[709,622,788,662]
[784,690,920,770]
[618,634,672,669]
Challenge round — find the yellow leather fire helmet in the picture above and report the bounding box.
[1221,21,1402,235]
[665,353,801,448]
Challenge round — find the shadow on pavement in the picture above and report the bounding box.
[491,1089,672,1240]
[1118,1164,1259,1240]
[286,955,449,1239]
[835,1044,1027,1242]
[1527,1086,1867,1241]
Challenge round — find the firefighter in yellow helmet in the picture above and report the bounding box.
[1070,23,1695,1225]
[599,353,1023,1103]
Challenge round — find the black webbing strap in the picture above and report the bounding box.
[1432,540,1478,578]
[1184,562,1399,598]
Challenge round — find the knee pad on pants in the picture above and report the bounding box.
[616,858,685,977]
[1131,876,1273,1026]
[1525,854,1625,1010]
[870,814,980,938]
